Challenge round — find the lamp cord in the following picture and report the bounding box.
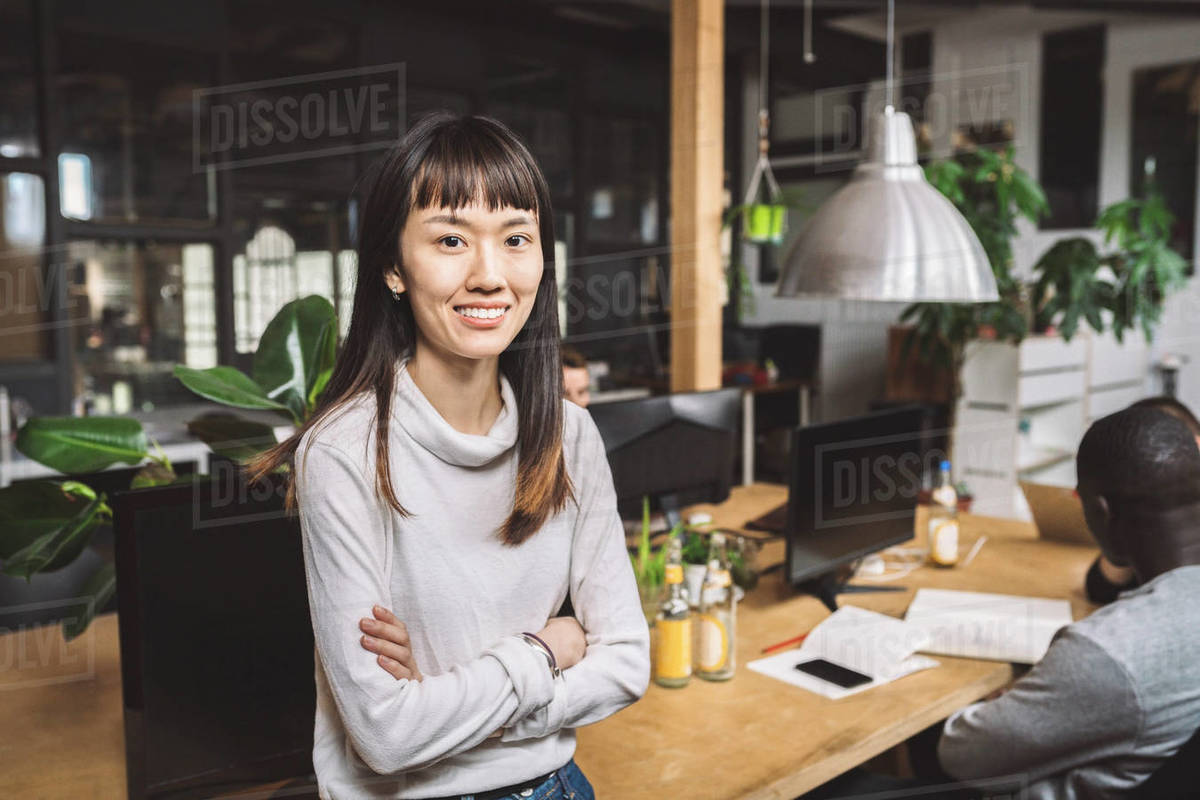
[885,0,895,111]
[759,0,769,119]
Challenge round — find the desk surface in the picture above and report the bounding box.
[582,483,1100,799]
[0,484,1099,800]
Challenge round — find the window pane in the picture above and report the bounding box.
[56,28,217,222]
[0,0,38,158]
[0,172,49,361]
[337,249,356,340]
[1040,25,1104,230]
[583,117,659,246]
[232,191,348,353]
[1131,60,1199,261]
[69,240,216,411]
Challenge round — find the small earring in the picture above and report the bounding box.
[389,287,402,301]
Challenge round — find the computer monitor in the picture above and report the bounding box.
[786,405,945,611]
[112,465,318,800]
[588,387,741,526]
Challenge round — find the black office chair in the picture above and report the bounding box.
[1128,723,1200,799]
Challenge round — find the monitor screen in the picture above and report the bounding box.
[786,406,944,587]
[588,387,741,519]
[113,468,316,799]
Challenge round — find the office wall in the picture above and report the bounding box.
[926,10,1200,413]
[741,7,1200,421]
[1101,19,1200,413]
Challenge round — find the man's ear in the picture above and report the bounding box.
[1096,494,1133,566]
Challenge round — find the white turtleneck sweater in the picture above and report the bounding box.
[293,356,650,799]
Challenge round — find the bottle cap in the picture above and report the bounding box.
[940,459,951,472]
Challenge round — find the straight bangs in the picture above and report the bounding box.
[409,123,543,217]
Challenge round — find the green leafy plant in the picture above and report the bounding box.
[1031,182,1188,343]
[724,187,809,322]
[0,294,342,641]
[1,417,182,640]
[900,145,1049,378]
[174,294,338,462]
[678,527,756,591]
[629,496,675,592]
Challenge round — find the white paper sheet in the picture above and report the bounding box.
[904,588,1073,664]
[747,605,939,699]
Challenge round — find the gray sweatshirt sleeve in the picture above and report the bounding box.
[295,438,557,775]
[938,627,1144,789]
[500,411,651,741]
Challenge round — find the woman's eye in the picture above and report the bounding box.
[439,235,464,248]
[505,235,529,247]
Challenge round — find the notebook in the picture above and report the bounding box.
[904,588,1074,664]
[748,605,939,700]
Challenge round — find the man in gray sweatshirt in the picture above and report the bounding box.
[937,406,1200,799]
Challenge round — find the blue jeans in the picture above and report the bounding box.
[462,759,595,800]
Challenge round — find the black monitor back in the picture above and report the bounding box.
[112,467,316,799]
[588,387,740,518]
[786,405,941,586]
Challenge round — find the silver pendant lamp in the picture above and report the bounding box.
[775,0,998,302]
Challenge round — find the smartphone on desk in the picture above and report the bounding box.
[795,658,873,689]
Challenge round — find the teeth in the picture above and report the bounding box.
[456,306,506,320]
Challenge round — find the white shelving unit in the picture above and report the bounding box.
[952,331,1151,520]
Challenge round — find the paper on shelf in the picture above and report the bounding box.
[904,588,1072,664]
[747,605,939,700]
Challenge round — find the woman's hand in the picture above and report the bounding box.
[359,605,423,681]
[535,616,587,671]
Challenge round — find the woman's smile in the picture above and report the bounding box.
[453,302,512,328]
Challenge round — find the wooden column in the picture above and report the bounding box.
[670,0,724,393]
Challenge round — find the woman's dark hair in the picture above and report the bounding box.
[247,112,574,546]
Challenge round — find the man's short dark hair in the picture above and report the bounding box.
[1077,406,1200,513]
[561,345,588,370]
[1129,396,1200,439]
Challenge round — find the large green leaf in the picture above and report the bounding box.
[185,412,279,462]
[62,561,117,641]
[0,480,95,559]
[16,416,147,474]
[306,319,338,411]
[174,365,294,419]
[252,295,338,422]
[0,481,106,577]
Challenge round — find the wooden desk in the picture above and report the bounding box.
[582,483,1100,799]
[1,485,1098,800]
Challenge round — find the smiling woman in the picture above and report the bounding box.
[244,113,649,800]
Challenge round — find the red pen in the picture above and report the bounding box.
[761,631,809,654]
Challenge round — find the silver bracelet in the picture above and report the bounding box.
[519,632,562,679]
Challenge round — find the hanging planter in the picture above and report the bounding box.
[743,201,787,245]
[740,110,787,245]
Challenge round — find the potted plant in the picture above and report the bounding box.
[679,527,758,602]
[0,294,340,641]
[173,294,338,461]
[1031,178,1188,343]
[896,144,1049,426]
[724,187,808,322]
[629,497,675,626]
[0,417,188,640]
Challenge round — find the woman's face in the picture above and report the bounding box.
[391,202,544,363]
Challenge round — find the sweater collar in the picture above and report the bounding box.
[392,356,519,467]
